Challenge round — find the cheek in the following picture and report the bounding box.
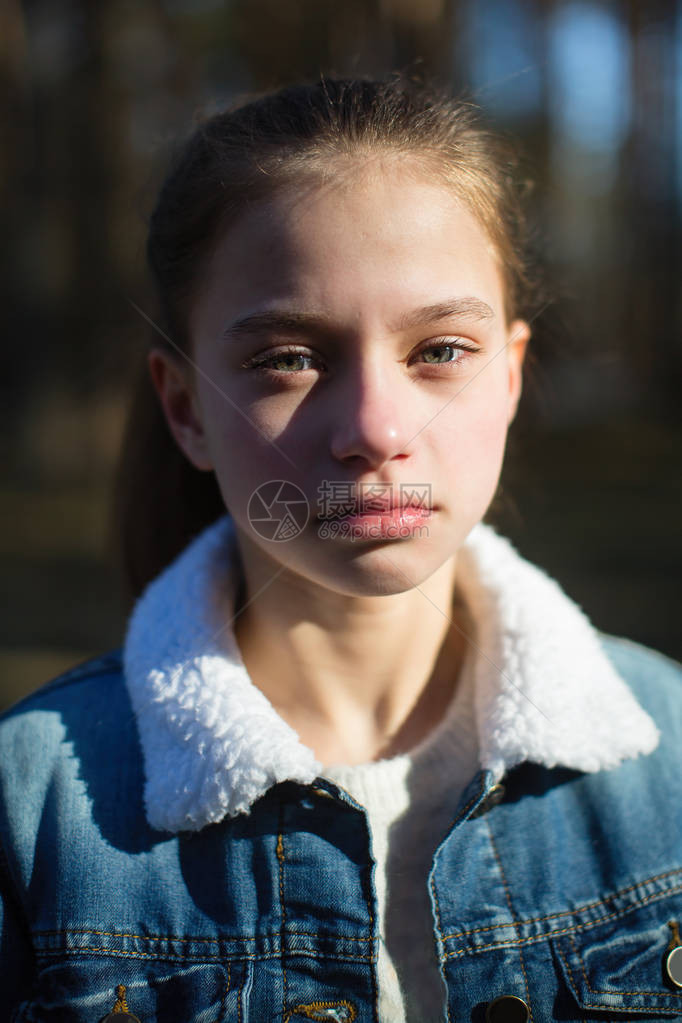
[437,375,511,492]
[197,386,312,509]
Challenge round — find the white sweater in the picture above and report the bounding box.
[323,625,479,1022]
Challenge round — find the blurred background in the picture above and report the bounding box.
[1,0,681,711]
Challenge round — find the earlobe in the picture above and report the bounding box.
[506,320,531,425]
[147,348,214,471]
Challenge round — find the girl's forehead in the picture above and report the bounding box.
[220,170,498,274]
[250,153,476,230]
[189,164,507,338]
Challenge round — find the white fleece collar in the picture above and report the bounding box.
[123,514,659,833]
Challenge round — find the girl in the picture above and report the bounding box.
[1,76,681,1023]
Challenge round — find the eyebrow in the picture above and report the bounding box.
[393,297,495,331]
[222,296,495,343]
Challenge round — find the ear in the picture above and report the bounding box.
[505,319,531,426]
[147,347,214,471]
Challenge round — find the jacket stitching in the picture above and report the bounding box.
[38,948,223,963]
[32,927,372,944]
[431,781,485,1023]
[429,873,452,1023]
[31,886,682,963]
[555,942,579,1002]
[568,931,681,999]
[441,871,682,941]
[237,959,244,1023]
[572,997,678,1012]
[553,942,673,1016]
[487,821,534,1022]
[213,962,230,1023]
[443,883,682,957]
[36,947,374,963]
[277,817,287,1023]
[360,816,378,1023]
[458,784,487,825]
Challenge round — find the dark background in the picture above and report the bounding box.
[2,0,681,711]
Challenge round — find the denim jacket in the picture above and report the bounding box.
[1,515,681,1022]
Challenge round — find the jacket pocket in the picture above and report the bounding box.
[553,897,682,1018]
[20,957,242,1022]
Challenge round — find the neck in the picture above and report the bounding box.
[230,549,470,766]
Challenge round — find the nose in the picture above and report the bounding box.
[328,356,417,468]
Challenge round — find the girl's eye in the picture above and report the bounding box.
[243,338,480,378]
[246,347,318,375]
[418,338,480,365]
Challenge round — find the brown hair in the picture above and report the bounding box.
[111,74,543,607]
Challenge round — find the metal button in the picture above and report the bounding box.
[665,921,682,989]
[470,783,506,819]
[485,994,530,1023]
[312,786,335,799]
[666,945,682,988]
[485,783,506,807]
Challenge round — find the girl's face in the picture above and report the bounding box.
[150,160,530,597]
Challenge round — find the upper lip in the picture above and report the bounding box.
[318,496,434,520]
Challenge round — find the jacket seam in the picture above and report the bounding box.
[32,927,373,944]
[214,962,230,1023]
[441,868,682,941]
[568,932,682,999]
[237,960,245,1023]
[431,781,483,927]
[553,942,674,1016]
[555,941,580,1004]
[431,781,483,1023]
[35,947,375,963]
[487,821,534,1022]
[361,810,379,1023]
[429,874,452,1023]
[277,812,287,1023]
[443,882,682,956]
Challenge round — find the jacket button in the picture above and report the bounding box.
[471,783,506,819]
[485,994,530,1022]
[666,945,682,987]
[665,921,682,988]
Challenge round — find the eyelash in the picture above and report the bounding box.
[242,338,481,378]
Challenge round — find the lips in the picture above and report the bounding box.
[318,499,434,521]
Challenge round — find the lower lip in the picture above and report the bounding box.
[319,507,434,538]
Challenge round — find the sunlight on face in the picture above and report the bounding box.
[183,159,530,596]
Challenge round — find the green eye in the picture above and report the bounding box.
[417,338,480,365]
[244,338,480,378]
[247,346,319,375]
[421,344,458,364]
